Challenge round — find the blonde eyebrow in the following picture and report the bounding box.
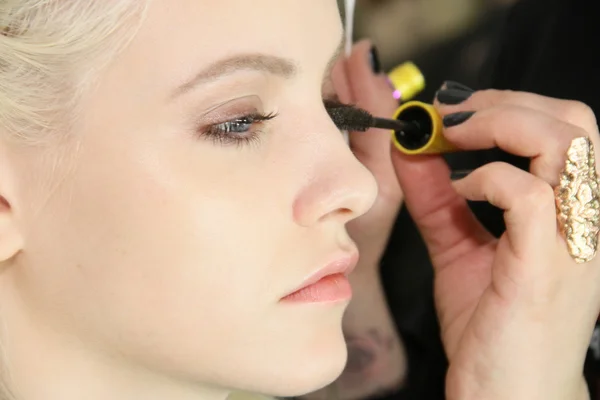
[172,54,298,98]
[172,34,345,99]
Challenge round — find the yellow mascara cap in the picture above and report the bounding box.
[391,101,458,155]
[387,62,425,102]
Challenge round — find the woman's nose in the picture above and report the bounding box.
[292,128,378,227]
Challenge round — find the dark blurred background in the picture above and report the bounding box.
[346,0,519,95]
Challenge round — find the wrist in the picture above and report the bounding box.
[446,368,588,400]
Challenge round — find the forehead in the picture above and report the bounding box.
[120,0,343,89]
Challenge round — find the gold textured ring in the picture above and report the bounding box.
[554,137,600,263]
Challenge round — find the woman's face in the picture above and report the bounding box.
[3,0,378,397]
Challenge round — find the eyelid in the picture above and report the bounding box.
[198,95,265,125]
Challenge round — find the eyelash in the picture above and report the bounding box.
[199,97,348,148]
[201,111,278,147]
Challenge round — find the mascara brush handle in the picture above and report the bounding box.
[371,117,415,132]
[391,101,458,155]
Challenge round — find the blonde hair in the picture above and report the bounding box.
[0,1,148,398]
[0,0,148,146]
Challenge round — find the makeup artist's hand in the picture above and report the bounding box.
[300,41,406,400]
[392,83,600,400]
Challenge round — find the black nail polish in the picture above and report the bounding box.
[436,89,472,105]
[443,111,475,127]
[444,81,474,92]
[369,45,382,74]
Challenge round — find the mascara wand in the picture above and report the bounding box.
[325,102,421,135]
[326,100,459,155]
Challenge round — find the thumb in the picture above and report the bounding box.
[390,150,492,265]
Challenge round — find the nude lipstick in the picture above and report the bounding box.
[280,254,358,303]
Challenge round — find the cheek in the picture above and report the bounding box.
[17,138,294,353]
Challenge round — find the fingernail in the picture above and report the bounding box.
[436,89,472,105]
[369,45,382,74]
[443,111,475,127]
[443,81,474,92]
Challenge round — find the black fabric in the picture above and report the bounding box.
[377,0,600,398]
[484,0,600,111]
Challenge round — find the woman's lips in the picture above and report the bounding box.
[280,253,358,303]
[281,273,352,303]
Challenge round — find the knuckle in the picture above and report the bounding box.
[474,161,508,183]
[522,180,555,211]
[492,103,521,116]
[471,89,515,109]
[483,161,512,175]
[478,161,513,189]
[483,103,517,124]
[483,104,523,133]
[476,88,505,101]
[561,100,597,130]
[555,124,587,148]
[481,88,513,99]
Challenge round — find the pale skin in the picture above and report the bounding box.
[301,41,408,400]
[0,1,597,400]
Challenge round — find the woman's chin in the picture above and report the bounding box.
[270,355,348,398]
[236,334,348,398]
